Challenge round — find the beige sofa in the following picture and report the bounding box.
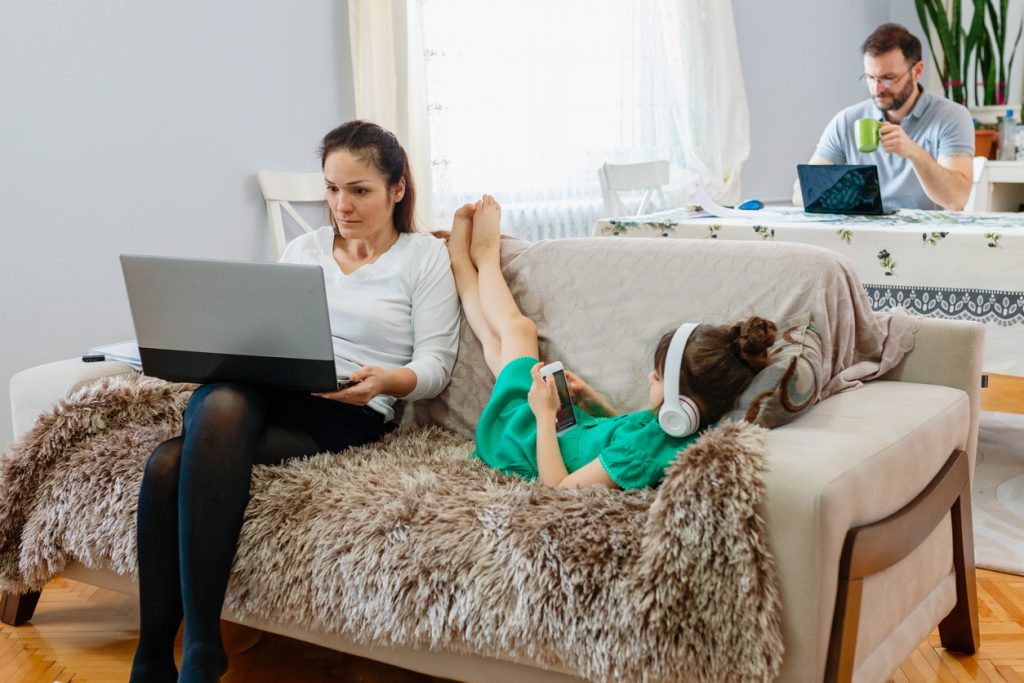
[4,236,982,682]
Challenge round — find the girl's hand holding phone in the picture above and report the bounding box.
[528,362,559,420]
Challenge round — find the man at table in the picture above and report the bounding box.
[793,23,974,211]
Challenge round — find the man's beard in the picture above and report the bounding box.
[876,77,916,111]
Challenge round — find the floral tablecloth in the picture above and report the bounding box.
[595,208,1024,376]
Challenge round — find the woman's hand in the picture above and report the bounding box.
[528,362,559,421]
[565,370,618,417]
[314,366,393,406]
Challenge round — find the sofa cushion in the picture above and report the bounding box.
[723,312,824,428]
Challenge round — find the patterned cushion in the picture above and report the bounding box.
[722,313,824,428]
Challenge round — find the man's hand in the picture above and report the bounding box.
[879,122,924,161]
[881,119,973,210]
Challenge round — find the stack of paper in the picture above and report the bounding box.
[697,185,786,220]
[87,340,143,371]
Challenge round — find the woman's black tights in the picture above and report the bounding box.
[129,382,390,683]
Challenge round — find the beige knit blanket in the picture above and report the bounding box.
[416,236,918,440]
[0,374,782,683]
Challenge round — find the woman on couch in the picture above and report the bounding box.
[130,121,460,683]
[449,195,776,490]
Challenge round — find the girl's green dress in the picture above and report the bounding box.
[473,356,699,489]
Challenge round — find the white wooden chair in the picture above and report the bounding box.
[256,171,326,258]
[963,156,988,212]
[597,160,670,216]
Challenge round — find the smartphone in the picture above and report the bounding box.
[539,361,577,433]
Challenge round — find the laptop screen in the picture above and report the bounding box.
[797,164,886,215]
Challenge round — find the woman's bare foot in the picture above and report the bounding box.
[469,194,501,266]
[448,203,475,264]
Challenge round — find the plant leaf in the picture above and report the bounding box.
[965,0,988,105]
[916,0,947,88]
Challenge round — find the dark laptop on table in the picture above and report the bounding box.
[797,164,895,215]
[119,255,341,393]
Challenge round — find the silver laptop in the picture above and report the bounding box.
[119,255,338,392]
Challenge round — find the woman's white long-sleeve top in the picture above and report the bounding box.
[279,226,460,421]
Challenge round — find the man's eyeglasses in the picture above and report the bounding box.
[859,65,917,89]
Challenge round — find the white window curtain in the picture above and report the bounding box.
[349,0,749,239]
[347,0,435,228]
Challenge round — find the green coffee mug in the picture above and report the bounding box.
[855,117,881,153]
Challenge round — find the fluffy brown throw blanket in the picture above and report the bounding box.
[0,375,782,682]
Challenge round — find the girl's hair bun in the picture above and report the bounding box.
[730,316,777,371]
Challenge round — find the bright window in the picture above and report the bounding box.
[419,0,692,239]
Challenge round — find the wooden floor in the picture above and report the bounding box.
[1,374,1022,683]
[981,373,1024,414]
[886,374,1024,682]
[889,571,1024,682]
[0,577,450,682]
[0,569,1021,683]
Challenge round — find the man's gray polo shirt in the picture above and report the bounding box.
[814,87,974,210]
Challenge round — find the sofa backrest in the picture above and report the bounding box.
[414,236,903,439]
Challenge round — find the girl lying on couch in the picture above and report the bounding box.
[448,194,777,490]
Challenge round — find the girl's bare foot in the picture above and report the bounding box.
[469,194,502,265]
[448,203,476,264]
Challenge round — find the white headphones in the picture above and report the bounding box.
[658,323,702,437]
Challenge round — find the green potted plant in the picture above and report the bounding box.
[915,0,1023,127]
[968,0,1022,120]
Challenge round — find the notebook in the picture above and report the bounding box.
[118,254,343,392]
[797,164,895,216]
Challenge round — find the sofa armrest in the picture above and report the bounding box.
[10,358,137,440]
[881,317,985,468]
[883,318,985,394]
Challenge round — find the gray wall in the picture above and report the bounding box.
[0,1,958,450]
[734,0,930,200]
[1,0,354,450]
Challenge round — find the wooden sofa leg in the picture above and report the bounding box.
[824,575,863,683]
[824,449,974,683]
[0,591,42,626]
[938,488,980,653]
